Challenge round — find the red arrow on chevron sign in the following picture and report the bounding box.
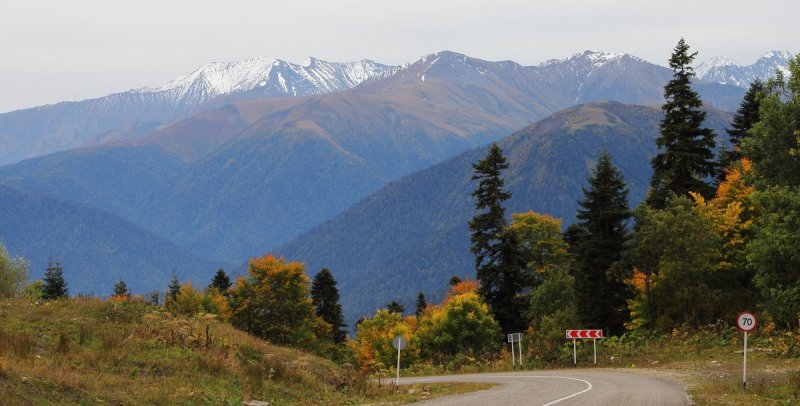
[565,329,603,339]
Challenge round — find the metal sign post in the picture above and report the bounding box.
[392,335,407,384]
[736,312,757,388]
[507,333,522,368]
[566,330,603,366]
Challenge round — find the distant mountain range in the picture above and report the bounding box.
[0,58,395,166]
[0,48,790,305]
[0,49,792,166]
[277,102,733,324]
[695,50,794,87]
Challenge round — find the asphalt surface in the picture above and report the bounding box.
[400,369,691,405]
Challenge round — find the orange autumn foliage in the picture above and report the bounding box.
[446,280,478,301]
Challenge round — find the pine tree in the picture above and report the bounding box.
[168,271,181,301]
[209,268,232,294]
[42,257,68,300]
[469,143,524,333]
[717,79,764,182]
[647,38,717,209]
[386,300,405,314]
[310,268,347,344]
[113,279,129,297]
[415,291,427,317]
[571,152,632,335]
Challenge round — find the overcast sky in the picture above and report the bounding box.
[1,0,797,113]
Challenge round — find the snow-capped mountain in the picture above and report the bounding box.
[139,56,397,108]
[0,57,397,165]
[696,50,794,87]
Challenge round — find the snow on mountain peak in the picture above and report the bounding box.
[759,50,793,60]
[136,56,398,107]
[695,56,738,77]
[696,50,793,87]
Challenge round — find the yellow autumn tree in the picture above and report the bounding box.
[508,211,571,279]
[691,158,756,316]
[227,254,329,348]
[350,309,419,371]
[415,291,500,360]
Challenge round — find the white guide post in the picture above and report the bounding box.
[396,344,401,383]
[511,340,516,367]
[743,331,747,388]
[518,338,523,368]
[573,338,577,365]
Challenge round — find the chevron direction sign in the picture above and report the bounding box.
[566,329,603,339]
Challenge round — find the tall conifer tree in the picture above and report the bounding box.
[718,79,763,177]
[210,268,232,294]
[469,143,523,332]
[571,152,631,335]
[647,38,717,208]
[42,257,68,300]
[310,268,347,344]
[415,291,427,317]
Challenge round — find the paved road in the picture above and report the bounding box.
[400,369,690,405]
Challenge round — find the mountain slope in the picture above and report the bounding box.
[0,50,754,292]
[0,57,395,165]
[696,50,795,87]
[277,102,733,324]
[0,185,226,295]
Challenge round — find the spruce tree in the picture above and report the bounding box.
[415,291,427,317]
[571,152,631,335]
[42,257,68,300]
[210,268,232,294]
[717,79,764,182]
[168,271,181,301]
[720,79,764,168]
[386,300,405,314]
[469,143,523,333]
[310,268,347,344]
[113,279,129,297]
[647,38,717,208]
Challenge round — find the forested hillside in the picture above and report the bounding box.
[279,102,732,324]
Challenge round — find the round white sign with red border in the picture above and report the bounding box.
[736,312,757,332]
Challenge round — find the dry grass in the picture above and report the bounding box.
[0,298,483,405]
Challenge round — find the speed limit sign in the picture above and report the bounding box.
[736,311,757,388]
[737,312,757,332]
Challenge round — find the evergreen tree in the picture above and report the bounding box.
[469,143,524,333]
[742,56,800,187]
[42,257,68,300]
[386,300,405,314]
[209,268,232,294]
[647,38,717,208]
[717,79,764,180]
[168,271,181,301]
[310,268,347,344]
[415,291,427,317]
[448,276,462,286]
[113,279,129,297]
[571,152,632,335]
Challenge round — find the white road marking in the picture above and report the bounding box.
[493,375,593,405]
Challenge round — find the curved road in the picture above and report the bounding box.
[400,369,690,405]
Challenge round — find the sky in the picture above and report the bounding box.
[1,0,798,114]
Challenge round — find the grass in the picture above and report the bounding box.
[0,298,487,405]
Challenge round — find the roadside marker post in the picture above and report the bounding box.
[736,312,757,388]
[508,333,522,368]
[566,330,603,365]
[392,335,407,384]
